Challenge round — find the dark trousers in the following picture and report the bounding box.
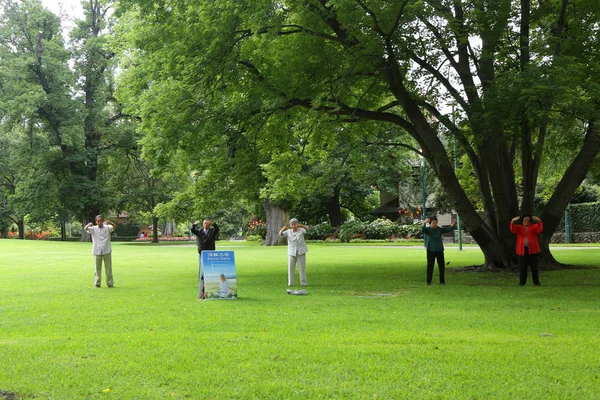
[518,246,540,285]
[426,250,445,284]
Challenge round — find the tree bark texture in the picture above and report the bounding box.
[152,216,159,243]
[262,199,289,246]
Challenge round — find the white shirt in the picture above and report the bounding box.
[85,225,114,255]
[219,280,230,293]
[282,228,308,257]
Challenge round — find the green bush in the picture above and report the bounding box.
[336,219,424,242]
[115,223,140,237]
[247,220,267,239]
[305,222,336,240]
[338,220,366,242]
[246,234,263,242]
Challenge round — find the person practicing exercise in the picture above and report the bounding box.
[422,216,456,285]
[84,215,116,288]
[192,219,220,298]
[510,215,543,286]
[279,218,309,289]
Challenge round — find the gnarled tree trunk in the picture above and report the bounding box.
[262,199,289,246]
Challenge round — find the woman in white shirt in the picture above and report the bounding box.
[279,218,309,287]
[218,274,230,297]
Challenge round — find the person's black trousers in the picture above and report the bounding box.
[518,246,541,285]
[426,250,445,284]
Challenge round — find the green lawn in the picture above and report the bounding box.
[0,240,599,399]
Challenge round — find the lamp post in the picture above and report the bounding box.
[565,204,572,244]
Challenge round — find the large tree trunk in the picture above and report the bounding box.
[60,219,67,241]
[81,216,93,242]
[162,219,176,236]
[152,216,159,243]
[382,64,517,270]
[17,217,25,239]
[327,185,342,227]
[262,199,289,246]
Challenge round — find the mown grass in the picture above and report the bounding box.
[0,240,598,399]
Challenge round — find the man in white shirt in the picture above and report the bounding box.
[84,215,116,288]
[279,218,309,287]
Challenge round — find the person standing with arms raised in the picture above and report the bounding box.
[84,215,116,288]
[279,218,309,290]
[422,216,456,285]
[510,215,543,286]
[191,219,220,298]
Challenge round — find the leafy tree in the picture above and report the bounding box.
[262,122,412,225]
[0,0,89,237]
[114,0,599,268]
[68,0,120,228]
[106,130,191,243]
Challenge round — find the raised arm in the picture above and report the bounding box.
[279,225,288,237]
[191,221,200,235]
[532,216,543,233]
[509,216,521,234]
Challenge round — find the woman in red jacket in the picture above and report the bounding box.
[510,215,543,286]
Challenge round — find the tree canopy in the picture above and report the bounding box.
[112,0,599,267]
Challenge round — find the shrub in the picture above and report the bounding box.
[115,223,140,237]
[246,234,263,242]
[570,202,600,233]
[338,220,366,242]
[248,219,266,239]
[305,222,336,240]
[337,219,424,242]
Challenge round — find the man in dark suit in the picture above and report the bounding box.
[191,219,220,252]
[191,219,219,298]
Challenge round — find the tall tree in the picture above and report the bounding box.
[69,0,118,229]
[0,0,82,237]
[114,0,600,268]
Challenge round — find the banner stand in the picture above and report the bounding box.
[200,251,237,300]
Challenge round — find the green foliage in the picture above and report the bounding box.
[336,218,424,243]
[245,234,263,242]
[0,0,125,227]
[569,202,600,233]
[247,219,267,239]
[305,222,336,240]
[109,0,600,268]
[114,222,140,237]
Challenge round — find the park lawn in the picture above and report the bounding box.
[0,240,598,399]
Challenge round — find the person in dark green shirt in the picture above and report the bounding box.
[422,216,456,285]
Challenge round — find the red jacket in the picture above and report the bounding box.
[510,220,543,255]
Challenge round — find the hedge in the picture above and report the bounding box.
[561,202,600,233]
[305,219,424,242]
